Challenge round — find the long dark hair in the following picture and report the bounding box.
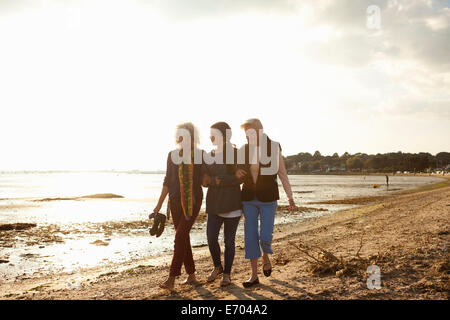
[211,121,236,174]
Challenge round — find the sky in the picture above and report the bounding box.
[0,0,449,171]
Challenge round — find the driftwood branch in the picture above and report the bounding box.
[355,233,364,258]
[289,237,370,277]
[288,241,324,265]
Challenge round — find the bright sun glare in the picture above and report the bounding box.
[0,1,448,171]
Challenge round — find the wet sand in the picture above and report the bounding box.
[1,177,448,300]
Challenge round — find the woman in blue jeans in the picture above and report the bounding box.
[236,119,296,288]
[202,122,242,287]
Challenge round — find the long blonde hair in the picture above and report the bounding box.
[175,122,200,148]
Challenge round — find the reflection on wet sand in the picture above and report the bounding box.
[0,173,444,282]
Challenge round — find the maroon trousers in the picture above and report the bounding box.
[169,198,201,277]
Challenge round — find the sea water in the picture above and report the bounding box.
[0,172,444,281]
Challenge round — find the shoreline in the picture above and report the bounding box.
[1,177,448,300]
[286,172,449,177]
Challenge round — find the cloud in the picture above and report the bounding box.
[0,0,447,166]
[303,31,376,68]
[138,0,299,20]
[309,0,450,71]
[292,0,450,121]
[317,0,388,29]
[379,1,450,71]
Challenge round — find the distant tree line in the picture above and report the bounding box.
[284,151,450,174]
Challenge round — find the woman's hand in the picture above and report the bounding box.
[153,186,168,217]
[235,169,247,180]
[288,199,296,212]
[153,203,162,214]
[215,177,221,185]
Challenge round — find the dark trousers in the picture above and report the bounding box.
[169,198,201,277]
[206,213,241,275]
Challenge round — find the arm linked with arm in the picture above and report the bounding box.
[215,172,242,187]
[214,147,243,187]
[201,163,211,187]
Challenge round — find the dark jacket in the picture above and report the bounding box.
[163,149,204,205]
[203,146,242,215]
[239,135,280,202]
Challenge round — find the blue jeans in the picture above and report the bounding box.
[243,199,278,259]
[206,214,241,274]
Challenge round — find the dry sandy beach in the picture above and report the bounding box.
[1,177,449,300]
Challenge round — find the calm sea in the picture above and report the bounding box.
[0,172,444,281]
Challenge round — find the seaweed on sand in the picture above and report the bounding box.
[33,193,124,202]
[277,205,328,213]
[0,223,37,231]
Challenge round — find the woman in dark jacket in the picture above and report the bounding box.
[202,122,242,287]
[153,122,204,290]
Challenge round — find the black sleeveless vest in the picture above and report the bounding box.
[240,136,280,202]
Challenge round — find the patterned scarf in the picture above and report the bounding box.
[178,150,194,218]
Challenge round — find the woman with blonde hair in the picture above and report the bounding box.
[153,122,204,290]
[236,118,296,288]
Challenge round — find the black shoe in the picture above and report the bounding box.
[243,278,259,288]
[149,213,166,237]
[263,263,272,277]
[155,214,166,237]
